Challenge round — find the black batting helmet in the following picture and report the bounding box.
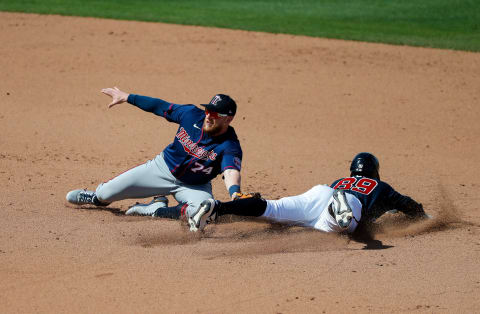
[350,152,380,180]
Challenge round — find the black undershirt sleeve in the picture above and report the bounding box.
[387,187,425,218]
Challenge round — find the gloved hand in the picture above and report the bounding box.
[231,192,262,201]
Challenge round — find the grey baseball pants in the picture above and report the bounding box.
[95,152,213,217]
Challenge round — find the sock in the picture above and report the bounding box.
[218,198,267,217]
[93,195,109,207]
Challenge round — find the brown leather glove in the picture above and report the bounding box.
[232,192,262,200]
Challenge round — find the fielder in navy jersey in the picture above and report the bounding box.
[66,87,245,218]
[127,93,242,185]
[188,152,429,235]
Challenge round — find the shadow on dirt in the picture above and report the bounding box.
[66,204,125,216]
[361,240,393,250]
[70,205,125,216]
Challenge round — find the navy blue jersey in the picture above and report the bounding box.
[128,94,242,185]
[330,176,424,223]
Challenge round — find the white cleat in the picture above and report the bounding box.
[66,189,98,205]
[188,199,218,232]
[126,196,168,216]
[332,189,354,229]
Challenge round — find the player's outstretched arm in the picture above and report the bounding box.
[101,87,130,108]
[389,188,428,219]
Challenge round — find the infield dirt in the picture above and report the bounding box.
[1,12,479,313]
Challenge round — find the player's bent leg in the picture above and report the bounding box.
[152,204,185,219]
[95,158,176,203]
[189,197,268,231]
[126,196,169,216]
[173,182,213,219]
[318,190,362,233]
[216,197,267,217]
[331,189,354,229]
[262,185,333,225]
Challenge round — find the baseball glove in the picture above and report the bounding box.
[232,192,262,200]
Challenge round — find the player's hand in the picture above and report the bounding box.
[101,87,129,108]
[422,213,433,219]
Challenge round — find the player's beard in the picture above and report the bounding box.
[203,122,224,136]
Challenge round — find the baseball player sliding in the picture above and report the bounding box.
[66,87,247,219]
[189,152,430,234]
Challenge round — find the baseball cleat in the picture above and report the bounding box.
[188,199,218,232]
[66,189,102,205]
[331,189,354,229]
[67,190,95,205]
[126,196,168,216]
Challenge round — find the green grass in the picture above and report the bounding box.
[1,0,479,51]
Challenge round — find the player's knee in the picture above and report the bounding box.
[185,202,200,217]
[184,197,211,217]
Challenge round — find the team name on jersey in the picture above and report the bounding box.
[176,127,218,161]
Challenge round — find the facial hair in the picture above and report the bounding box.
[203,121,225,136]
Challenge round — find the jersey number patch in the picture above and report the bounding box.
[191,162,213,175]
[332,177,378,195]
